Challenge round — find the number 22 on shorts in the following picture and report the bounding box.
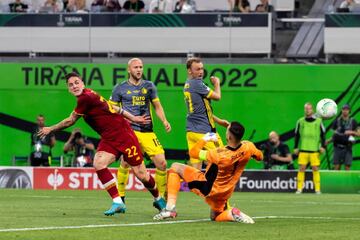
[125,146,138,158]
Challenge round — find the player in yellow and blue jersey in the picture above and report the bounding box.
[184,57,229,170]
[110,58,171,206]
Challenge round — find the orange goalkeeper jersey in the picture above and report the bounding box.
[204,141,263,200]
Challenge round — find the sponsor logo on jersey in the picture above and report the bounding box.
[141,88,148,94]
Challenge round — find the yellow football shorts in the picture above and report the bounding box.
[298,152,320,167]
[186,131,224,164]
[134,131,165,157]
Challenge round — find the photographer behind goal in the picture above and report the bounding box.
[63,128,95,167]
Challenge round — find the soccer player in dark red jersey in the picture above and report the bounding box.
[38,72,166,216]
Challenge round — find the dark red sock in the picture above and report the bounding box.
[142,175,159,198]
[96,168,119,199]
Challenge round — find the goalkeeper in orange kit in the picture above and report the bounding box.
[153,122,263,223]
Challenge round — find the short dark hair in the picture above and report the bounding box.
[186,57,202,70]
[229,121,245,142]
[65,72,81,83]
[74,132,83,140]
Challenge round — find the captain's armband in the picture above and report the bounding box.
[199,150,208,161]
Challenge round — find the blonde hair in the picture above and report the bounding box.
[304,102,313,108]
[128,58,143,66]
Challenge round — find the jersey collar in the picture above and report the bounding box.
[127,79,143,86]
[226,143,242,151]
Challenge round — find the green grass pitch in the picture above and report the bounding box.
[0,189,359,240]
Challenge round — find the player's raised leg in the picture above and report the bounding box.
[153,162,202,220]
[153,168,180,220]
[93,151,126,216]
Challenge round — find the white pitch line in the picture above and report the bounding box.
[254,216,360,221]
[1,216,360,233]
[0,219,209,233]
[250,200,360,206]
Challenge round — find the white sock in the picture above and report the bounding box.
[113,196,124,204]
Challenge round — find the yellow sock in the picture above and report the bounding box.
[297,171,305,191]
[215,210,233,222]
[155,169,167,197]
[313,170,321,192]
[167,169,181,208]
[117,165,130,197]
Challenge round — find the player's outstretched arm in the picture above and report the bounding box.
[252,145,264,162]
[189,140,207,161]
[213,115,229,128]
[189,133,218,161]
[152,100,171,132]
[38,112,80,138]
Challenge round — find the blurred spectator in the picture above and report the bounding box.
[255,0,273,13]
[228,0,250,13]
[339,0,356,9]
[149,0,173,13]
[91,0,121,12]
[28,0,43,12]
[30,114,56,167]
[173,0,196,13]
[63,0,69,10]
[64,128,95,167]
[9,0,28,12]
[260,131,293,170]
[122,0,145,12]
[66,0,87,12]
[39,0,64,13]
[331,104,359,170]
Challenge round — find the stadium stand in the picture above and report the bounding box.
[0,0,295,13]
[286,0,343,59]
[0,0,360,62]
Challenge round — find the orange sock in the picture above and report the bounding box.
[214,210,233,222]
[167,169,181,208]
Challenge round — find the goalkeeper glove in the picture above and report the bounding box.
[202,132,218,142]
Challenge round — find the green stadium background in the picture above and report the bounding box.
[0,63,359,169]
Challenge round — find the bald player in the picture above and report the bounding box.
[110,58,171,204]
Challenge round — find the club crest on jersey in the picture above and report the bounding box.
[141,88,147,94]
[126,90,132,94]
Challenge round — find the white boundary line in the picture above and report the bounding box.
[250,200,360,206]
[1,216,360,233]
[253,216,360,221]
[0,219,209,233]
